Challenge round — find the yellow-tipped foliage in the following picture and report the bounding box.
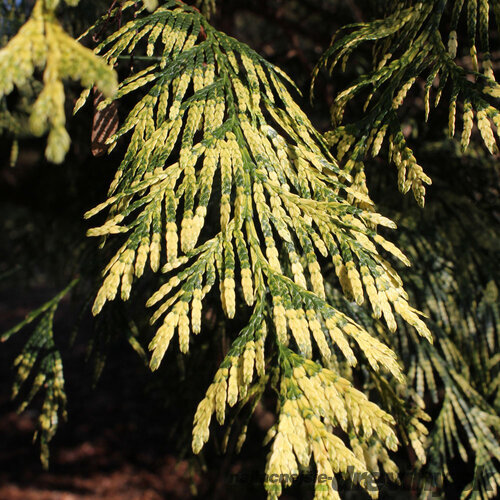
[77,6,435,490]
[314,1,500,206]
[0,0,117,163]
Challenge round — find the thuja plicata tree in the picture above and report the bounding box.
[0,0,499,498]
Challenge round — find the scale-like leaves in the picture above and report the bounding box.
[3,2,498,497]
[262,348,398,500]
[313,0,500,206]
[75,3,435,494]
[1,279,77,468]
[324,147,500,498]
[84,2,430,350]
[0,0,117,163]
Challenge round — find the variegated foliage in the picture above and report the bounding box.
[75,1,432,497]
[313,0,500,206]
[325,150,500,499]
[0,279,78,467]
[3,1,498,498]
[0,0,117,163]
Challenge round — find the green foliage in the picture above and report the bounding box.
[0,1,499,499]
[324,140,500,498]
[0,0,117,163]
[73,4,436,492]
[1,279,77,468]
[390,155,500,499]
[195,0,216,18]
[313,0,500,206]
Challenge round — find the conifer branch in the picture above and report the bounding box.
[77,2,434,492]
[0,0,117,163]
[313,0,500,206]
